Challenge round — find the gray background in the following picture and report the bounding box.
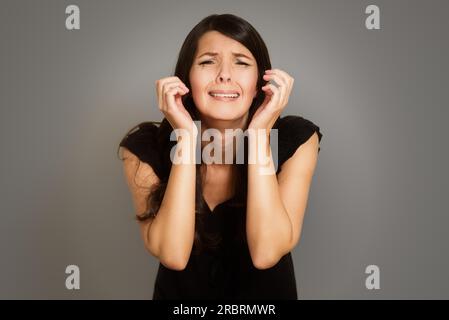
[1,0,448,299]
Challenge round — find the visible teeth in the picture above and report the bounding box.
[210,93,239,98]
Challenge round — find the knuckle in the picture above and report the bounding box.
[164,85,173,94]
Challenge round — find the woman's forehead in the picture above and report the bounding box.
[196,31,253,58]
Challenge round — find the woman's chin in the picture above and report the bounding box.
[203,108,248,122]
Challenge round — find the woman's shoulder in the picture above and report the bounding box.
[119,121,163,176]
[272,115,323,172]
[273,114,322,146]
[274,114,322,140]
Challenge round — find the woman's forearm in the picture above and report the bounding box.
[147,132,197,270]
[246,132,293,269]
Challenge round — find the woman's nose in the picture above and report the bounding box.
[218,74,231,82]
[217,64,232,82]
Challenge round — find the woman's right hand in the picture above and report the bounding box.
[155,76,197,135]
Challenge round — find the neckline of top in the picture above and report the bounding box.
[202,193,236,214]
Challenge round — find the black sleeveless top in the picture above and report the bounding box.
[120,115,323,300]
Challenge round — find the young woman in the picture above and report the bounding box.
[118,14,323,299]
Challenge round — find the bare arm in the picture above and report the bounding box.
[246,131,320,269]
[121,134,197,271]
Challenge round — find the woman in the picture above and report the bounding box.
[118,14,323,299]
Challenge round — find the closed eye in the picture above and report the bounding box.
[199,60,250,66]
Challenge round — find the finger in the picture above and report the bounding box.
[265,69,294,92]
[264,71,294,105]
[156,80,163,111]
[156,76,181,88]
[164,86,186,112]
[263,72,287,88]
[156,77,181,95]
[156,77,185,107]
[261,84,281,109]
[164,81,189,96]
[160,81,188,110]
[266,68,292,81]
[261,83,279,96]
[163,79,189,91]
[263,73,287,103]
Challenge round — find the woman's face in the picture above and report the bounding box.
[189,31,259,123]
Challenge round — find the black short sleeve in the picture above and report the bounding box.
[119,122,163,179]
[273,115,323,174]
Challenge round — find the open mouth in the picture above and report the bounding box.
[208,90,240,101]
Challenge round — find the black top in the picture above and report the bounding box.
[120,115,323,300]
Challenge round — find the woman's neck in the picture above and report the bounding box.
[199,114,249,165]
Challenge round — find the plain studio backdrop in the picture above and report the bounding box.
[0,0,448,299]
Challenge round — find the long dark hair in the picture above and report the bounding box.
[117,14,272,253]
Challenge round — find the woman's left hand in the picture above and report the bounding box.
[248,68,295,132]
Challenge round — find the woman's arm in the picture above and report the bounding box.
[246,131,320,270]
[122,134,197,271]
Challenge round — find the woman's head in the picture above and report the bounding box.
[174,14,271,127]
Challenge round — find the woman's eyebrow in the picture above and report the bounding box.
[197,51,253,60]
